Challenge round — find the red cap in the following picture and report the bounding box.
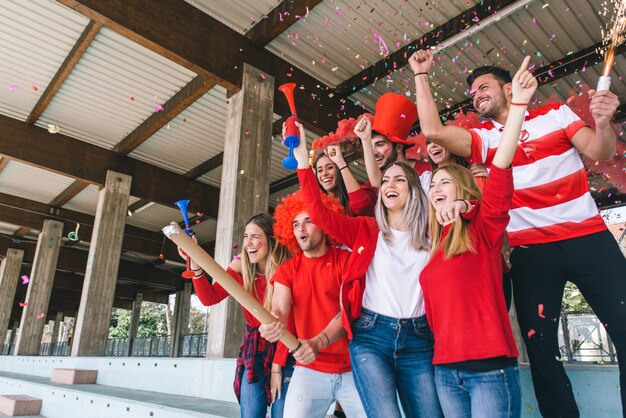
[371,93,418,145]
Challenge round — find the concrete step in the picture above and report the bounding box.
[0,371,238,418]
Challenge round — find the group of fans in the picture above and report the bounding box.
[180,50,626,418]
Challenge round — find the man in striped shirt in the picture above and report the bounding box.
[410,49,626,418]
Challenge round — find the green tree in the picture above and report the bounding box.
[108,302,169,338]
[562,282,591,312]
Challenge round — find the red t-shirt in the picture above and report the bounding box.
[419,166,519,364]
[272,247,352,374]
[192,267,266,328]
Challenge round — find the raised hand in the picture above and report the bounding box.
[284,121,309,167]
[354,116,372,143]
[409,49,434,74]
[511,56,537,104]
[326,144,346,167]
[587,89,619,127]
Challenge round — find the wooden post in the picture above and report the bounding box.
[0,249,24,345]
[207,63,275,358]
[72,171,131,356]
[170,283,191,357]
[125,293,142,356]
[15,221,63,355]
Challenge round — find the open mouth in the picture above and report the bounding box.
[385,191,399,199]
[247,248,259,257]
[429,149,443,158]
[433,195,447,206]
[476,97,489,111]
[322,177,333,185]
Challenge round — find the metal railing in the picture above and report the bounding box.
[0,344,14,355]
[105,338,127,357]
[130,335,171,357]
[559,311,617,364]
[181,333,208,357]
[39,341,70,356]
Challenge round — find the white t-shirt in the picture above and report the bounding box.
[362,229,429,318]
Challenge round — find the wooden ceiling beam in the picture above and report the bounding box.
[112,75,217,154]
[335,0,519,97]
[245,0,325,47]
[0,115,219,216]
[26,20,102,124]
[56,0,363,133]
[49,181,91,208]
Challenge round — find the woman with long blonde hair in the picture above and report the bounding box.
[419,56,537,417]
[178,213,292,418]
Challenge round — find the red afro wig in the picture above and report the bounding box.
[273,189,345,254]
[312,114,375,152]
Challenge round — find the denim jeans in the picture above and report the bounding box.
[349,308,443,418]
[283,366,366,418]
[240,355,295,418]
[434,365,521,418]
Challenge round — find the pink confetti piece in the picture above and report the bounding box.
[154,105,165,112]
[538,304,545,318]
[19,302,27,308]
[8,83,19,92]
[36,312,45,319]
[21,275,29,284]
[32,84,39,91]
[527,329,536,338]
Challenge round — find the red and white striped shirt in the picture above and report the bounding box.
[469,103,607,247]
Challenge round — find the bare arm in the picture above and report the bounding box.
[570,89,619,161]
[326,144,361,193]
[492,56,537,169]
[410,50,472,157]
[292,311,346,365]
[354,117,383,188]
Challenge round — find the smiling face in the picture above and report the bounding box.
[427,142,451,165]
[381,164,409,213]
[292,212,326,253]
[315,155,338,194]
[243,222,269,266]
[371,134,398,170]
[429,169,458,209]
[471,74,510,119]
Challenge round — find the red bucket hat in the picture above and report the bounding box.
[371,93,418,146]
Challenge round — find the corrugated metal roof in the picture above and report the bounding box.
[126,202,184,232]
[0,0,89,121]
[36,27,197,149]
[266,0,481,88]
[128,86,228,174]
[0,221,20,236]
[61,184,101,215]
[351,0,616,112]
[190,218,218,244]
[185,0,282,35]
[0,160,75,204]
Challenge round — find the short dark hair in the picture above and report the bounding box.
[466,66,512,87]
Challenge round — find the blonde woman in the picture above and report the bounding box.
[419,56,537,417]
[179,213,292,418]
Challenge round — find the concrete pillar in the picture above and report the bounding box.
[71,171,131,356]
[51,311,63,344]
[171,283,192,357]
[7,322,18,354]
[15,220,63,355]
[207,63,275,358]
[0,249,24,345]
[124,293,143,356]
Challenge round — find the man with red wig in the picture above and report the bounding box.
[260,191,365,417]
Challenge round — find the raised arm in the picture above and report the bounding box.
[410,50,472,157]
[569,89,619,161]
[354,116,383,188]
[325,144,361,193]
[491,56,537,169]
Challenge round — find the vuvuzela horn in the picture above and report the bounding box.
[162,222,300,351]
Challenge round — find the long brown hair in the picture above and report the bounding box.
[241,213,290,310]
[314,152,350,212]
[428,164,482,259]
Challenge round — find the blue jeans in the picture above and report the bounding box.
[349,308,443,418]
[435,365,521,418]
[240,356,295,418]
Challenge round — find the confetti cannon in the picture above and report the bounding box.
[278,82,300,170]
[174,199,196,279]
[163,222,301,352]
[598,1,626,91]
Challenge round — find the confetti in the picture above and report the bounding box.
[32,84,38,91]
[357,246,365,254]
[47,124,60,134]
[36,312,45,319]
[538,304,545,318]
[20,275,29,284]
[154,105,165,112]
[8,83,19,92]
[19,302,27,308]
[527,329,536,338]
